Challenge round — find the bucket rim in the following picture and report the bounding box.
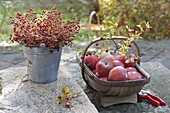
[22,46,62,54]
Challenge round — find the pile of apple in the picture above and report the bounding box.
[84,53,143,81]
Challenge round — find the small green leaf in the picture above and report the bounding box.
[109,26,114,29]
[111,17,115,21]
[114,23,118,27]
[74,47,83,53]
[126,25,129,30]
[136,25,144,32]
[145,21,151,28]
[136,25,141,28]
[108,21,113,25]
[125,59,130,63]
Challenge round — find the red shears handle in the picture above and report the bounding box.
[147,93,166,106]
[139,94,160,107]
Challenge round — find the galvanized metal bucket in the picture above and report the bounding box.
[23,46,62,84]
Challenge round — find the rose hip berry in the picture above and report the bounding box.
[149,27,153,31]
[128,44,131,47]
[130,29,135,33]
[65,102,70,107]
[134,57,138,61]
[58,95,62,99]
[100,37,104,40]
[80,56,84,59]
[96,42,99,46]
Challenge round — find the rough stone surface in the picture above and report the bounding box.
[0,66,98,113]
[0,61,13,70]
[0,46,22,54]
[0,53,24,65]
[138,39,170,69]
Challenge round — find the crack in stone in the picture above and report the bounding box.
[0,60,24,65]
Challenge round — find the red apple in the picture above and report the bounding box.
[115,54,126,64]
[126,67,137,72]
[95,72,100,78]
[92,69,100,78]
[96,58,114,77]
[112,60,125,67]
[104,55,116,61]
[99,76,108,81]
[125,60,136,67]
[92,69,96,74]
[108,66,128,81]
[128,71,143,80]
[84,54,99,70]
[124,56,137,68]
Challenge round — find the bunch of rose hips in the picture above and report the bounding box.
[56,86,77,108]
[10,6,80,49]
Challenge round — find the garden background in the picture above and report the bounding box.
[0,0,169,46]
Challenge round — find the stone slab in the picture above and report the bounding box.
[76,62,170,113]
[138,39,170,50]
[0,53,25,64]
[0,46,22,54]
[136,39,170,69]
[0,66,98,113]
[0,61,13,70]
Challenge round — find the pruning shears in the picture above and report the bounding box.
[138,90,166,107]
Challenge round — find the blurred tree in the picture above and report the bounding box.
[98,0,170,39]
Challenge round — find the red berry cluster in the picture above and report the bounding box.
[56,86,77,108]
[10,6,80,49]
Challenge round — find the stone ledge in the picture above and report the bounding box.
[0,65,98,113]
[1,60,170,113]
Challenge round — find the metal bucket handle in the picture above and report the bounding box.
[81,36,141,85]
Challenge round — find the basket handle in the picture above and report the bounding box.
[88,11,100,25]
[81,36,141,84]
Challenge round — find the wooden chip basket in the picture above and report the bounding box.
[76,36,150,96]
